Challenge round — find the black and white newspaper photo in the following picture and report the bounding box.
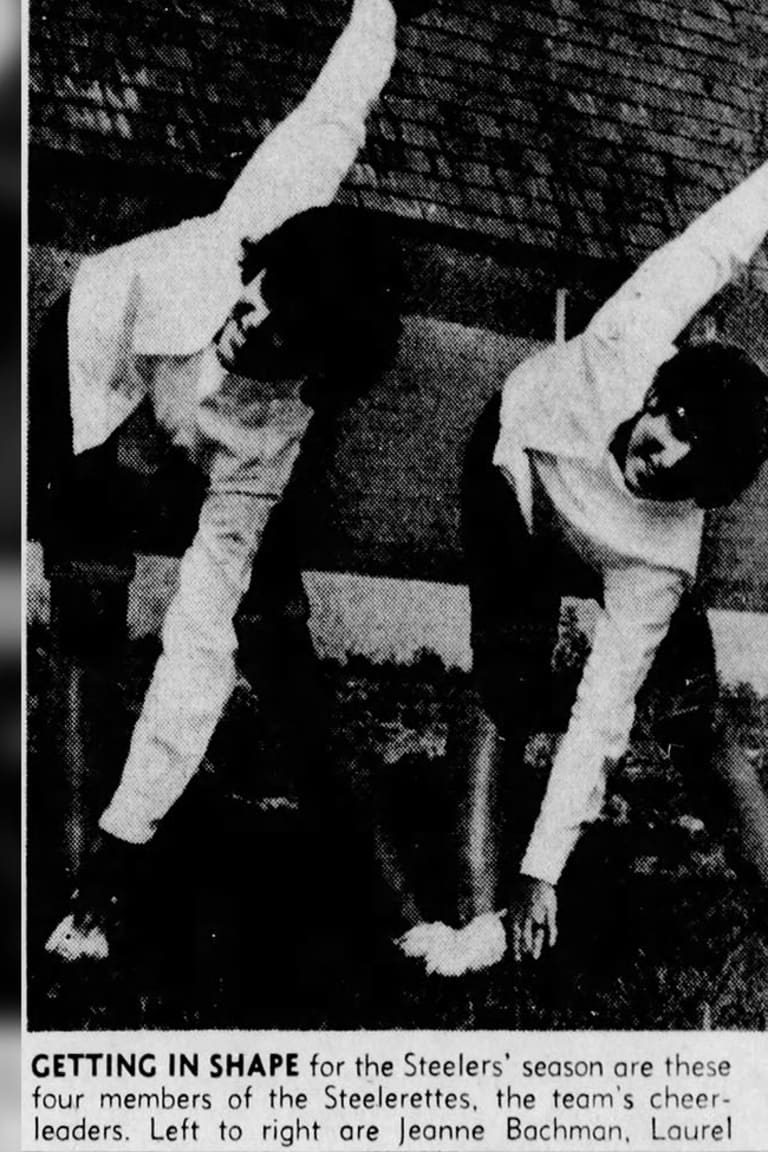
[22,0,768,1149]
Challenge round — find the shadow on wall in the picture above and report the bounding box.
[296,312,540,581]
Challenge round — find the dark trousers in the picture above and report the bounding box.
[461,395,719,845]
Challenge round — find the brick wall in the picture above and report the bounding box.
[29,0,768,268]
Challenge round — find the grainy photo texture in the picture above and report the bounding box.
[26,0,768,1034]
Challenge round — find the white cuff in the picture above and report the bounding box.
[99,797,158,845]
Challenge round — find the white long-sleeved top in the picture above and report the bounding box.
[80,0,398,844]
[67,0,397,455]
[98,349,314,845]
[493,162,768,886]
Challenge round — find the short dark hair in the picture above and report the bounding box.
[239,205,403,409]
[648,343,768,508]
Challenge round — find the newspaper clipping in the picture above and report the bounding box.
[24,0,768,1149]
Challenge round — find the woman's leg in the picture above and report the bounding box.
[652,597,768,893]
[236,489,427,982]
[30,294,137,878]
[455,395,560,922]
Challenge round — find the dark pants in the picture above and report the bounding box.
[461,395,719,840]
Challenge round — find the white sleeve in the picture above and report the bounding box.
[519,565,685,887]
[583,161,768,413]
[99,406,309,844]
[217,0,397,244]
[68,255,148,453]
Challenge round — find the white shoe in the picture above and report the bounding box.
[422,912,507,977]
[396,921,455,959]
[45,913,109,963]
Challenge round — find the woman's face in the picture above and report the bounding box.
[214,272,321,383]
[622,400,697,501]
